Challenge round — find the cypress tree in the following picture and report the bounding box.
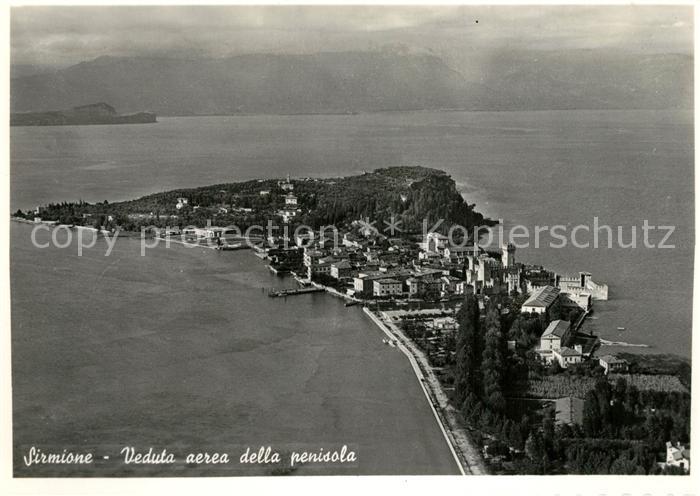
[482,305,506,412]
[455,293,482,408]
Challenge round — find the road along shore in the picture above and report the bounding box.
[362,307,486,475]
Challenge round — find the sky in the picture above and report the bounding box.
[11,5,694,69]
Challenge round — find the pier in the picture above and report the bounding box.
[267,287,325,297]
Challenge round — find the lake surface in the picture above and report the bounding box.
[11,110,694,356]
[11,223,459,475]
[10,110,694,474]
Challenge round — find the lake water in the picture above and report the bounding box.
[11,223,459,475]
[11,110,694,356]
[10,110,693,474]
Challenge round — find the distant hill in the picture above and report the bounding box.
[10,50,693,115]
[11,52,482,115]
[10,102,156,126]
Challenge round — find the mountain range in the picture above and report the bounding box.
[10,50,692,115]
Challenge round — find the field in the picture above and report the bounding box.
[521,373,687,399]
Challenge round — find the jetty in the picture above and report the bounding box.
[214,243,249,251]
[267,265,291,275]
[267,287,324,297]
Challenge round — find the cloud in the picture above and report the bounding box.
[10,5,694,67]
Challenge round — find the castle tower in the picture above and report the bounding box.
[502,243,516,268]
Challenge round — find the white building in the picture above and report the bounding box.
[661,442,690,472]
[553,346,584,368]
[373,278,403,297]
[501,243,516,268]
[423,232,449,254]
[182,226,236,239]
[598,355,628,375]
[280,174,294,191]
[536,319,585,368]
[538,320,572,353]
[443,245,474,263]
[521,285,560,314]
[557,272,609,300]
[330,260,352,279]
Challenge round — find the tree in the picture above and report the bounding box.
[482,305,506,412]
[455,294,482,407]
[582,390,602,437]
[542,408,555,455]
[525,430,545,464]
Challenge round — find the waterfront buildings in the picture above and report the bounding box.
[294,229,605,318]
[557,272,609,301]
[330,260,353,279]
[182,226,237,239]
[373,278,403,297]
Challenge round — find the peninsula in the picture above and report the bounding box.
[13,166,690,475]
[10,102,156,126]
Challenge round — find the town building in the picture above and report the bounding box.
[560,291,592,311]
[295,231,315,247]
[557,271,609,300]
[423,232,449,255]
[373,278,403,297]
[538,320,572,353]
[443,245,474,263]
[521,285,560,314]
[342,232,363,248]
[182,226,237,239]
[353,271,386,296]
[536,319,587,368]
[330,260,353,280]
[554,346,584,368]
[598,355,629,375]
[306,256,334,279]
[660,442,690,473]
[280,174,294,191]
[502,243,516,268]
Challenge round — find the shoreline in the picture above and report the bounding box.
[361,307,486,475]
